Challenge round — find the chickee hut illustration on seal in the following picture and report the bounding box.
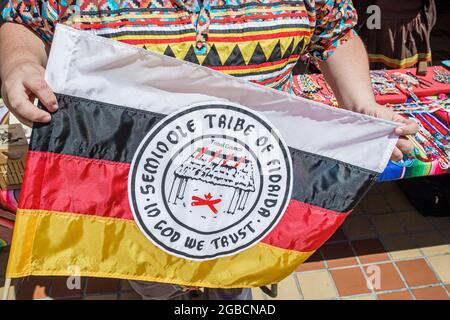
[168,145,256,216]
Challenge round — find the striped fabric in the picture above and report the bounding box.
[367,53,433,70]
[379,103,450,181]
[6,26,399,288]
[0,0,358,91]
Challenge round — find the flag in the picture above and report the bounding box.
[7,25,398,288]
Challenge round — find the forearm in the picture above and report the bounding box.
[319,36,376,112]
[0,22,48,82]
[318,35,418,161]
[0,22,56,125]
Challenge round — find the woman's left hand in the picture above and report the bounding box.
[318,36,419,162]
[357,102,419,161]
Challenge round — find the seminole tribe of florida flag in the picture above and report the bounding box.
[7,25,399,288]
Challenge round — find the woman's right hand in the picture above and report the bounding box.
[1,60,58,127]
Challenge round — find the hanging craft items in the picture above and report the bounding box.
[433,67,450,84]
[370,71,399,95]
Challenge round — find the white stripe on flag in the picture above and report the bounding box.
[46,24,399,173]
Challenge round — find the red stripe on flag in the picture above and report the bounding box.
[262,200,349,252]
[20,151,349,252]
[19,151,133,220]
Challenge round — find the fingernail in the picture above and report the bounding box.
[52,103,59,110]
[43,114,52,122]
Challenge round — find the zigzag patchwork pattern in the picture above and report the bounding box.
[149,38,306,69]
[72,0,312,88]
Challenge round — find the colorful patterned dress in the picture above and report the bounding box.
[1,0,358,92]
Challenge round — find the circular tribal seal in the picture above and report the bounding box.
[128,102,293,261]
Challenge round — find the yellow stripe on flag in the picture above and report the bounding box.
[7,209,312,288]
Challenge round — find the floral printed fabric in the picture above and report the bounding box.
[306,0,358,61]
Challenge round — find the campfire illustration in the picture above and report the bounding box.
[191,193,222,214]
[167,146,256,215]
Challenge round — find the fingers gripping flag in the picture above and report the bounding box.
[7,25,399,288]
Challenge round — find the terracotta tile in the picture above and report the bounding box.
[296,251,325,272]
[86,277,120,294]
[412,286,449,300]
[33,285,50,300]
[414,232,450,256]
[328,228,347,242]
[396,259,439,287]
[397,211,434,233]
[427,255,450,282]
[330,267,371,297]
[363,263,404,291]
[384,192,415,212]
[361,194,391,215]
[352,239,389,264]
[382,235,423,260]
[342,294,376,300]
[371,214,405,236]
[296,271,337,300]
[378,291,413,300]
[266,275,301,300]
[51,276,85,298]
[342,215,377,241]
[321,242,358,268]
[446,284,450,293]
[15,276,52,300]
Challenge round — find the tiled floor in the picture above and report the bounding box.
[0,181,449,300]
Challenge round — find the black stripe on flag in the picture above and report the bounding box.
[32,93,377,212]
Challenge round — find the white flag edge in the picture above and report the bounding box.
[45,24,399,173]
